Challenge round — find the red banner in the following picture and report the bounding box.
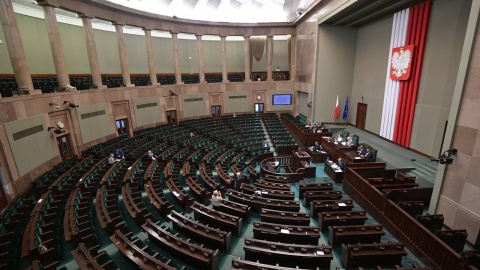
[390,44,414,80]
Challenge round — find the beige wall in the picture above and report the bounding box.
[3,115,55,177]
[76,103,114,144]
[133,97,164,127]
[436,0,480,245]
[314,25,357,123]
[125,33,149,74]
[409,0,471,156]
[293,16,318,120]
[94,29,121,74]
[350,17,392,133]
[182,93,208,118]
[16,14,55,74]
[58,22,90,74]
[225,91,251,113]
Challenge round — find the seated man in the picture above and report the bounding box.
[357,145,366,156]
[336,134,343,142]
[312,141,321,152]
[262,140,269,148]
[252,190,263,198]
[346,136,354,146]
[363,148,373,159]
[108,153,119,164]
[114,148,125,160]
[146,150,157,161]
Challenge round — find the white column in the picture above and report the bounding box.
[289,35,296,81]
[42,4,70,87]
[114,23,134,87]
[244,35,251,82]
[0,0,35,93]
[221,35,229,82]
[266,35,273,81]
[81,16,105,89]
[171,31,183,84]
[196,34,206,83]
[144,28,159,85]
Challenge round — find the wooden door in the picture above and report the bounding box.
[211,105,221,118]
[356,103,367,129]
[166,110,177,124]
[56,135,74,160]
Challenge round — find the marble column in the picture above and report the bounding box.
[221,35,229,82]
[42,4,70,87]
[144,28,159,85]
[243,36,251,82]
[289,35,297,81]
[81,16,105,89]
[171,32,183,84]
[0,0,35,93]
[266,35,273,81]
[114,23,134,87]
[196,34,206,83]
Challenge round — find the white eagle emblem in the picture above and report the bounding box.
[391,48,412,78]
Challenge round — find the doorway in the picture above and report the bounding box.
[57,135,74,160]
[211,105,221,118]
[356,103,367,129]
[115,119,128,136]
[166,110,177,124]
[254,103,264,113]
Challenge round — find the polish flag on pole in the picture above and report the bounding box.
[334,95,340,119]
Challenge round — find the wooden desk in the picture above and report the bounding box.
[321,138,366,164]
[244,238,333,269]
[328,224,385,246]
[260,209,311,226]
[306,148,329,163]
[292,150,310,163]
[253,221,321,245]
[324,160,344,183]
[319,211,368,231]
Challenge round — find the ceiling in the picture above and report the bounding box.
[321,0,429,28]
[102,0,317,23]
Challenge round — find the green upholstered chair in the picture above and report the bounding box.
[352,135,359,146]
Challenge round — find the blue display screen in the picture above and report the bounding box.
[272,94,292,105]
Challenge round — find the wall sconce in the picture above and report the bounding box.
[47,127,65,134]
[49,103,60,109]
[63,101,79,108]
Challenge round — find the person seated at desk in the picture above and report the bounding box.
[357,145,366,156]
[346,136,354,146]
[211,190,222,207]
[363,148,373,159]
[146,150,157,161]
[108,153,120,164]
[262,140,269,148]
[305,123,311,129]
[337,158,346,171]
[336,134,343,142]
[190,132,195,138]
[312,141,327,153]
[252,190,263,198]
[114,148,125,160]
[270,160,279,168]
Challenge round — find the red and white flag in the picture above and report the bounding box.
[334,95,340,119]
